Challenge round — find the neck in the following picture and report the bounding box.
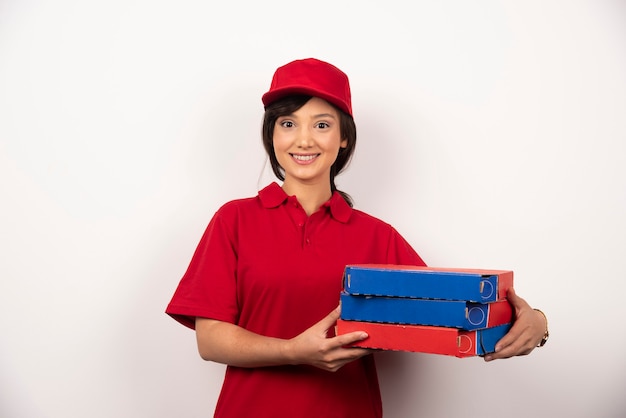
[282,180,332,216]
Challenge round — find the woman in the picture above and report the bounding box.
[166,58,548,418]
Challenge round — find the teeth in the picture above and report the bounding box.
[293,154,316,161]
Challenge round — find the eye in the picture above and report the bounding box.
[279,120,294,128]
[315,122,330,129]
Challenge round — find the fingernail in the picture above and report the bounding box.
[360,332,368,339]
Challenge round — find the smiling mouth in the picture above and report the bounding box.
[291,154,319,162]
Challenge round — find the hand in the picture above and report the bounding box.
[284,305,373,372]
[484,288,547,362]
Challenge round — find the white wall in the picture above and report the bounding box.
[1,1,624,417]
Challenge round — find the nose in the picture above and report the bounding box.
[295,127,314,148]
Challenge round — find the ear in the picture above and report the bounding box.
[340,138,348,148]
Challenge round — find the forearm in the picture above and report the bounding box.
[195,317,294,368]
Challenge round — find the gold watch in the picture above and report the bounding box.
[534,309,549,347]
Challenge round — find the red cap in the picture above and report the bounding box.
[262,58,352,116]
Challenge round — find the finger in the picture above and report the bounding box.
[485,336,519,361]
[507,287,531,312]
[506,287,519,305]
[340,346,374,360]
[507,287,524,311]
[333,330,369,347]
[323,347,373,372]
[316,305,341,328]
[497,288,531,349]
[487,335,534,361]
[492,314,530,355]
[493,324,520,353]
[312,306,343,338]
[487,319,537,361]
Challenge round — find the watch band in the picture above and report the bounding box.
[534,308,549,347]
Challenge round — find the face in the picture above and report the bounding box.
[272,97,348,190]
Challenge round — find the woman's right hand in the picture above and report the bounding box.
[284,305,373,372]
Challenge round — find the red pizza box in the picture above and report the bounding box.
[336,319,512,358]
[343,264,513,302]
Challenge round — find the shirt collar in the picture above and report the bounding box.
[259,182,289,208]
[259,182,352,223]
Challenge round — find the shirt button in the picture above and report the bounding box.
[298,222,304,227]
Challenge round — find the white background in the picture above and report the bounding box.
[1,1,625,417]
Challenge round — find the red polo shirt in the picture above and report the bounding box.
[166,182,426,418]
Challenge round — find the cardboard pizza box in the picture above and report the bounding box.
[343,264,513,303]
[339,292,513,330]
[336,319,512,357]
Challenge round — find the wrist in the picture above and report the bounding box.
[281,338,298,365]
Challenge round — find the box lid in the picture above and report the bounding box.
[343,264,513,302]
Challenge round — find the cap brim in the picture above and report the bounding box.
[262,86,351,116]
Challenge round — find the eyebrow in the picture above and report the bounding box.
[313,113,337,119]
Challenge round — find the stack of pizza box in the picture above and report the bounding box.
[336,264,514,357]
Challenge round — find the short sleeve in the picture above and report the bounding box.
[165,207,240,329]
[385,227,427,267]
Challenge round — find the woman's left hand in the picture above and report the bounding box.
[483,287,547,361]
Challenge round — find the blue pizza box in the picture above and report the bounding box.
[339,292,513,330]
[343,264,513,302]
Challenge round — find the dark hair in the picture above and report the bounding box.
[262,95,357,206]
